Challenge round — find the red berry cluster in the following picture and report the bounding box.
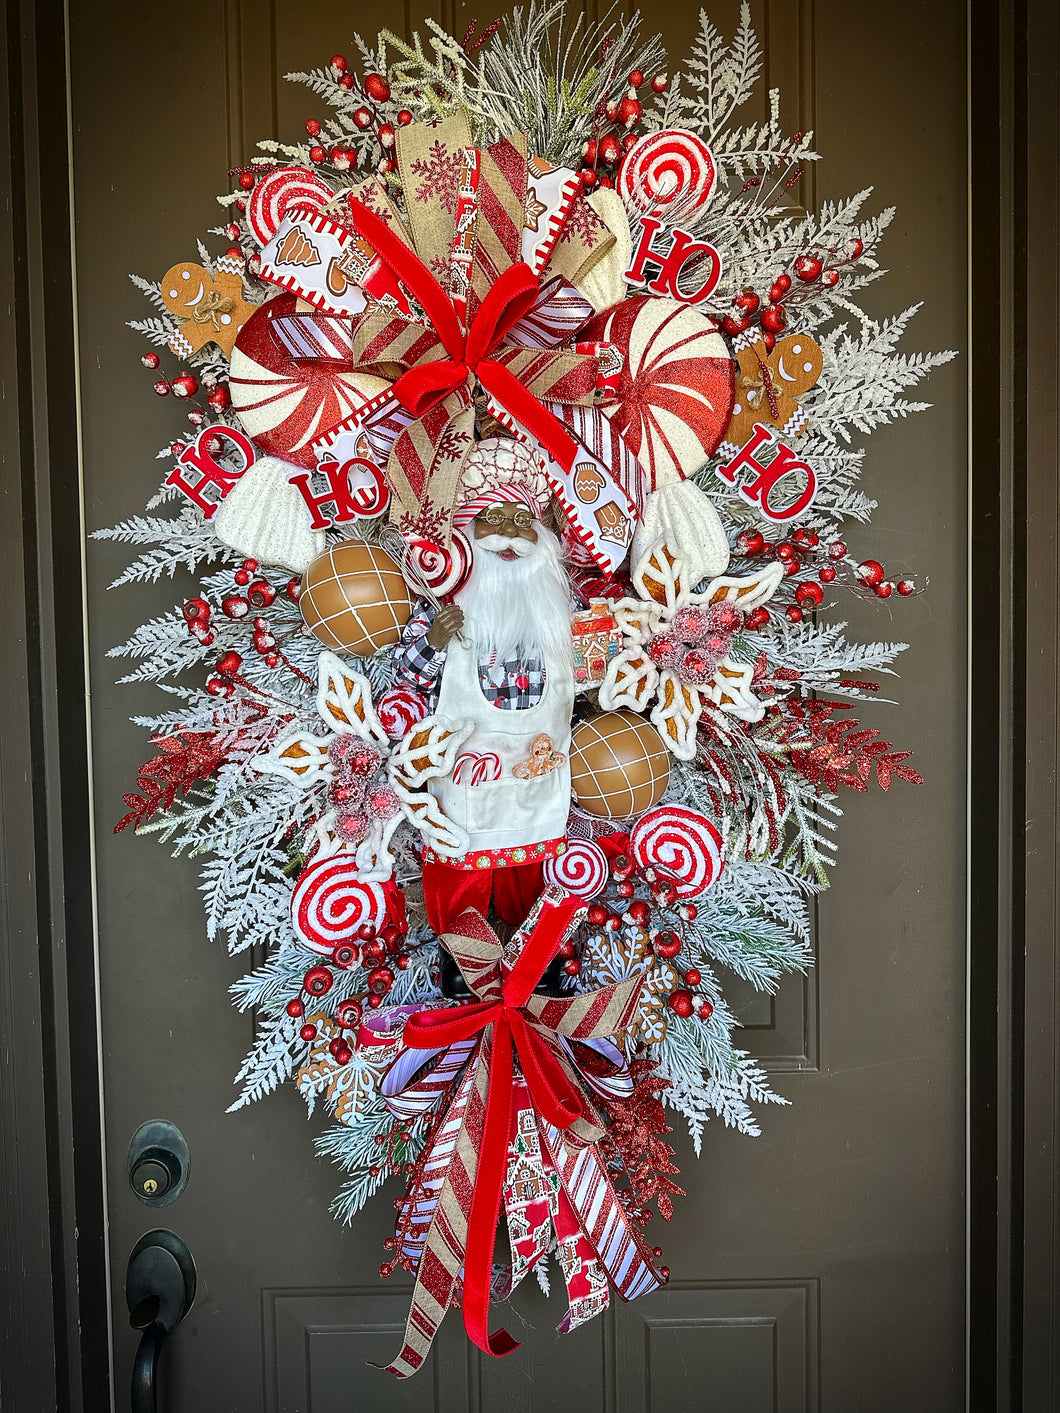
[301,60,410,177]
[721,236,867,350]
[286,917,412,1064]
[578,69,667,191]
[147,355,232,422]
[736,527,916,621]
[583,853,714,1022]
[183,561,306,688]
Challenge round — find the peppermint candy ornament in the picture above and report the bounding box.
[543,840,609,899]
[375,687,429,740]
[580,296,734,490]
[291,854,387,952]
[405,531,472,598]
[618,129,717,223]
[229,294,389,468]
[630,805,724,897]
[247,166,334,246]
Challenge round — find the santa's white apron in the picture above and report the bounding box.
[429,636,573,861]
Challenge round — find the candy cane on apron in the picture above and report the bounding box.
[428,634,573,860]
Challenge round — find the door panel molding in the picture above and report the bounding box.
[613,1280,820,1413]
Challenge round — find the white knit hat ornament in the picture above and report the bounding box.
[213,454,325,572]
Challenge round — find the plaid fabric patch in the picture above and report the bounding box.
[390,600,546,709]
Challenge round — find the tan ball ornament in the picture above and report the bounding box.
[569,710,671,819]
[300,541,413,656]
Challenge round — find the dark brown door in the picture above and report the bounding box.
[72,1,968,1408]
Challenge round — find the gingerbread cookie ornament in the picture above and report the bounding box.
[161,257,258,359]
[512,733,566,779]
[725,334,824,448]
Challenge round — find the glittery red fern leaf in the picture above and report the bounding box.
[114,731,228,833]
[599,1057,685,1224]
[777,697,923,793]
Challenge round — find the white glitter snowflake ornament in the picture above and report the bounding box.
[257,651,472,877]
[598,546,784,760]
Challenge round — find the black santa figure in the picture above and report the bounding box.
[391,482,574,936]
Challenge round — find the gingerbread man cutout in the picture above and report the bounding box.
[161,256,257,360]
[725,334,824,447]
[512,733,566,779]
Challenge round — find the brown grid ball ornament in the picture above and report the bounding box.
[569,711,671,819]
[300,542,413,656]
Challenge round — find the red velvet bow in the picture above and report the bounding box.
[347,200,579,474]
[400,893,585,1359]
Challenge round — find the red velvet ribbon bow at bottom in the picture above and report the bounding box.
[358,884,668,1379]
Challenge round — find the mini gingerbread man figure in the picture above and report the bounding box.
[725,334,824,447]
[512,732,566,779]
[161,255,257,360]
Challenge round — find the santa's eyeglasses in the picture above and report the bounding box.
[478,505,534,529]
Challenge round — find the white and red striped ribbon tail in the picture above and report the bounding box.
[271,312,356,362]
[395,1040,481,1265]
[560,1035,635,1105]
[540,1121,667,1302]
[382,1034,477,1121]
[506,275,594,350]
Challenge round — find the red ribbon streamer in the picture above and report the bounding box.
[402,894,585,1358]
[347,200,579,473]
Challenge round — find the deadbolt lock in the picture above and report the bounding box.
[127,1121,190,1208]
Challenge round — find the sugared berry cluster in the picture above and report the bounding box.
[646,600,744,686]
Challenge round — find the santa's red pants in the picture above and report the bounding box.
[421,858,545,935]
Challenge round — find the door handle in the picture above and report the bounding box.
[125,1229,196,1413]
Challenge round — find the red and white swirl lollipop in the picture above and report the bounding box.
[405,531,472,599]
[630,806,723,898]
[544,839,609,900]
[617,130,717,223]
[247,166,335,247]
[291,855,387,953]
[375,686,429,740]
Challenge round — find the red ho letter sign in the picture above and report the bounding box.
[165,426,256,517]
[624,217,723,305]
[288,457,391,531]
[715,424,818,522]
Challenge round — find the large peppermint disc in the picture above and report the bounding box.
[581,296,735,490]
[291,854,387,953]
[229,294,389,468]
[247,166,334,247]
[630,805,724,897]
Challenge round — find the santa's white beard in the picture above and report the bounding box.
[455,523,572,666]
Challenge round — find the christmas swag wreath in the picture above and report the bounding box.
[98,3,955,1376]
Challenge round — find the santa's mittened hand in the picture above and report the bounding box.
[427,605,465,649]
